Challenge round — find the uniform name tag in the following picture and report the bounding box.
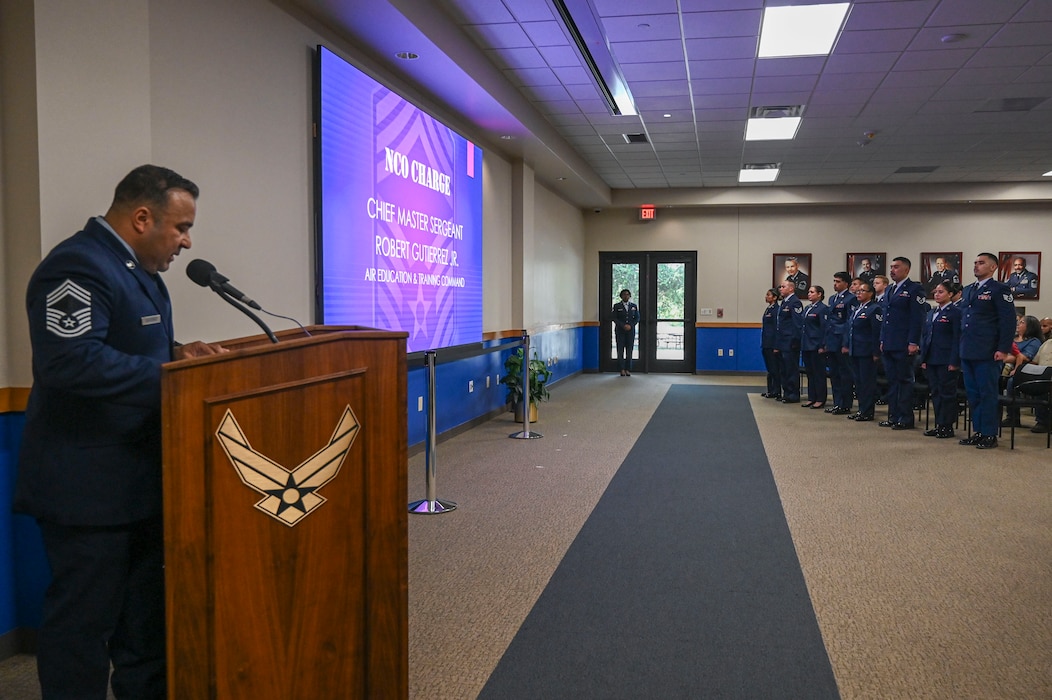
[141,314,161,326]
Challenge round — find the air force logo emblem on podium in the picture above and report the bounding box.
[215,406,359,526]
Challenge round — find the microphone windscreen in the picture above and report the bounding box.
[186,259,217,287]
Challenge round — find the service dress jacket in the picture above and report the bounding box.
[880,278,926,350]
[920,304,961,367]
[774,294,803,351]
[846,301,883,357]
[801,301,828,352]
[612,300,640,333]
[959,279,1016,361]
[761,302,779,350]
[823,289,858,352]
[15,218,176,526]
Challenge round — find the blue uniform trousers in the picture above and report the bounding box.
[961,358,1000,437]
[851,355,877,417]
[37,517,166,700]
[777,348,800,401]
[883,349,916,425]
[802,350,827,404]
[831,350,853,410]
[925,364,959,428]
[762,347,781,395]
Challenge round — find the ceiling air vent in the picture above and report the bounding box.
[749,105,805,119]
[894,166,939,174]
[622,133,649,144]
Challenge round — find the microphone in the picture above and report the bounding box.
[186,259,278,344]
[185,259,261,310]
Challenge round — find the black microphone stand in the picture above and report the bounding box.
[214,287,279,344]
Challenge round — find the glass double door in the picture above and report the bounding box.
[600,251,697,374]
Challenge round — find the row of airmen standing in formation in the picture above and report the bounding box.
[760,253,1033,450]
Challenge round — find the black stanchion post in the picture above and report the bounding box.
[409,350,457,514]
[510,332,543,439]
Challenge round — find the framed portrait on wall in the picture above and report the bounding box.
[773,253,811,299]
[920,252,962,295]
[846,253,885,288]
[998,252,1040,300]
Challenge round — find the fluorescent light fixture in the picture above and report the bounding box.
[746,117,801,141]
[739,164,781,183]
[1044,170,1052,177]
[759,3,850,58]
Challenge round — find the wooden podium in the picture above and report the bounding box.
[161,326,408,699]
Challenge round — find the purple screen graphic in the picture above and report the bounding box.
[317,46,483,352]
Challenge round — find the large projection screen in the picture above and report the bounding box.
[315,45,484,352]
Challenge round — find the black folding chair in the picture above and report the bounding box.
[997,377,1052,449]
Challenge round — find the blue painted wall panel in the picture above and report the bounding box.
[696,327,739,371]
[735,328,765,372]
[2,413,48,635]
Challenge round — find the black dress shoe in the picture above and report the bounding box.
[879,420,895,427]
[809,403,826,409]
[936,428,956,439]
[1031,424,1050,433]
[923,428,940,437]
[876,399,887,405]
[801,402,814,408]
[976,435,998,449]
[959,433,981,445]
[831,407,852,415]
[824,406,837,413]
[1000,418,1021,428]
[854,414,874,422]
[892,423,914,430]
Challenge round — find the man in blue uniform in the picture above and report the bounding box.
[773,279,803,402]
[15,165,224,699]
[612,288,640,376]
[879,256,927,429]
[1006,256,1039,299]
[959,252,1017,448]
[823,272,857,414]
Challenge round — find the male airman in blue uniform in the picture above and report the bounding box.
[823,272,857,414]
[15,165,224,699]
[773,279,803,402]
[879,256,927,429]
[959,253,1017,448]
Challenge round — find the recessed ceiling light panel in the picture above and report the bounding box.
[739,163,781,183]
[758,3,850,58]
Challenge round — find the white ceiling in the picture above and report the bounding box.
[284,0,1052,207]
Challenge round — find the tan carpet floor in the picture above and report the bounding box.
[2,373,1049,699]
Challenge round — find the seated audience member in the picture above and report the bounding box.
[1028,337,1052,432]
[1001,315,1044,427]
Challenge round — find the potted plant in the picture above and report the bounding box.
[500,348,552,422]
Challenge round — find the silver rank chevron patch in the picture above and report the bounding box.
[46,279,92,338]
[215,406,359,526]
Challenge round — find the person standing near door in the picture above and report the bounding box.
[613,288,640,376]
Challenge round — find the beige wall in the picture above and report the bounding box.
[585,203,1052,324]
[533,184,585,327]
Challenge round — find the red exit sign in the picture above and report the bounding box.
[639,204,656,221]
